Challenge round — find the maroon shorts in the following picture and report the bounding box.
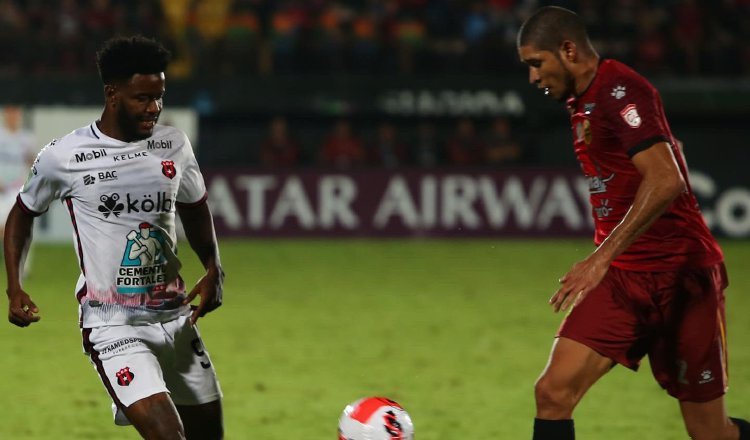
[558,263,729,402]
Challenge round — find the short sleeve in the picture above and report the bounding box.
[176,134,207,206]
[18,141,69,215]
[602,75,670,157]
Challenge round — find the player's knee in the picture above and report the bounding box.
[534,375,576,415]
[684,419,739,440]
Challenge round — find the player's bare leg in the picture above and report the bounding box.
[535,337,614,419]
[177,400,224,440]
[680,396,744,440]
[123,392,186,440]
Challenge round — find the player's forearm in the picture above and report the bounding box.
[594,173,685,264]
[4,204,34,292]
[178,202,221,271]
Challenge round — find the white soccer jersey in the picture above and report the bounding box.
[18,122,207,327]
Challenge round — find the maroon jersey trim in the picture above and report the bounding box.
[175,192,208,209]
[15,194,46,217]
[627,135,669,158]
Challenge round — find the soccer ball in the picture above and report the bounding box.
[338,397,414,440]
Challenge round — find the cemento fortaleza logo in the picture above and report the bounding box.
[75,148,107,163]
[97,192,176,218]
[117,222,168,295]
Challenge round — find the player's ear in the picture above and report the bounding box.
[559,40,577,63]
[104,84,119,108]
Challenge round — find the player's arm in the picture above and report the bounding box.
[4,202,40,326]
[552,141,685,312]
[178,199,223,324]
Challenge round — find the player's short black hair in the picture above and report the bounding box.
[517,6,591,53]
[96,35,171,84]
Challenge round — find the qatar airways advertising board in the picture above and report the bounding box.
[204,169,749,238]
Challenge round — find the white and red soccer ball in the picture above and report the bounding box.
[338,397,414,440]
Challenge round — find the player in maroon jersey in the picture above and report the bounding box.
[517,6,748,440]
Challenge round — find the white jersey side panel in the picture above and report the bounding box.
[19,123,206,327]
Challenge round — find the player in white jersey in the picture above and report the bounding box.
[4,36,224,439]
[0,105,36,232]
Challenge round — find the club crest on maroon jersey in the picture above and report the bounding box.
[161,160,176,179]
[115,367,135,386]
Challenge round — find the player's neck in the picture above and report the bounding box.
[574,56,600,97]
[97,115,127,142]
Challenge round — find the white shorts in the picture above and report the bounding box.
[82,315,223,425]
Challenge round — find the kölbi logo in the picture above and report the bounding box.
[75,149,107,163]
[97,192,176,218]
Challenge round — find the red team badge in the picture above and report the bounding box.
[619,103,642,128]
[161,160,176,179]
[115,367,135,386]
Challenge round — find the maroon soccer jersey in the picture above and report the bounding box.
[566,59,722,271]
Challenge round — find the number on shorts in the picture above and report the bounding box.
[191,337,212,369]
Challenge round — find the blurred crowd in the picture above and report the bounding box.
[0,0,748,78]
[256,116,533,169]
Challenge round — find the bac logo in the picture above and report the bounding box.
[83,174,96,185]
[115,367,135,386]
[99,170,118,182]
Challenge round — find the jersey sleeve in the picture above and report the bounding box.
[603,74,671,158]
[176,134,207,206]
[17,141,70,215]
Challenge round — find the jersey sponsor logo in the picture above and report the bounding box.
[100,337,144,355]
[588,173,614,194]
[583,119,592,144]
[161,160,176,179]
[147,139,172,150]
[83,174,96,185]
[75,148,107,163]
[574,119,592,145]
[619,104,642,128]
[115,367,135,386]
[98,170,118,182]
[112,151,148,162]
[594,199,613,219]
[98,193,124,218]
[611,85,626,99]
[97,192,175,218]
[117,222,168,295]
[575,122,584,143]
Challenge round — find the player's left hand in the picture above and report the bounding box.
[550,254,609,313]
[184,266,224,325]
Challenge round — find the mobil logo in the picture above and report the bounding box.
[75,148,107,163]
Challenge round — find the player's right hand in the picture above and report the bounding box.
[7,289,40,327]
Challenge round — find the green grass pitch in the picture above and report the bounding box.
[1,239,748,439]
